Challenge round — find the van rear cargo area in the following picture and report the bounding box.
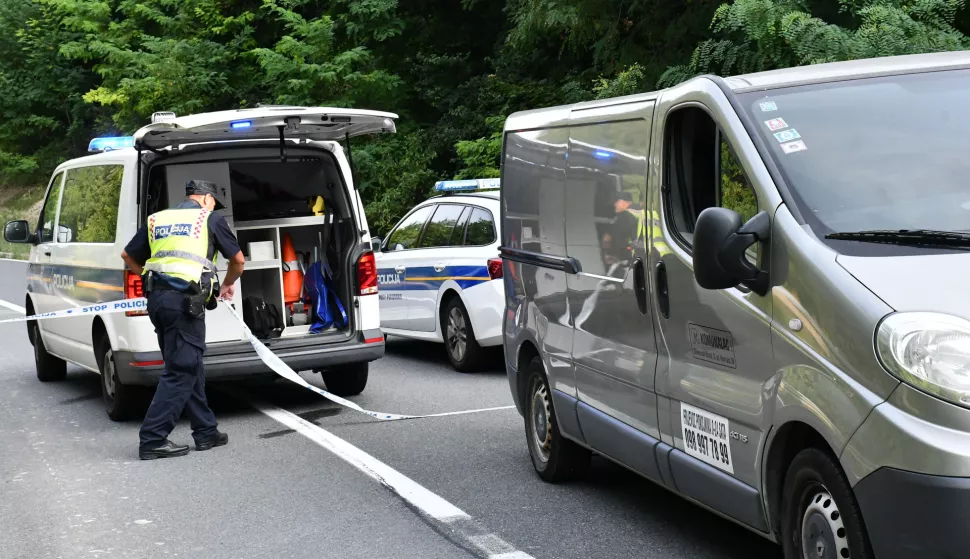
[144,146,358,344]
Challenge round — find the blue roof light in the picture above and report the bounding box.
[231,120,252,130]
[435,178,500,193]
[593,150,613,160]
[88,136,134,153]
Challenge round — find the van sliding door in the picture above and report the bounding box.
[564,101,663,481]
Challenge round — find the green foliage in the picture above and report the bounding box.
[659,0,970,87]
[719,141,758,224]
[454,116,503,180]
[3,0,970,261]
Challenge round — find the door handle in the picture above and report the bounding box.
[656,260,670,319]
[395,266,406,274]
[43,249,51,257]
[433,263,445,272]
[632,258,647,315]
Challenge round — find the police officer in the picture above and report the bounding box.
[121,180,246,460]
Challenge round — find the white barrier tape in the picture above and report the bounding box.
[0,297,147,324]
[3,297,508,422]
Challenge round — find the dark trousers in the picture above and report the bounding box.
[139,290,218,450]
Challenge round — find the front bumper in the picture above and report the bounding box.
[855,467,970,559]
[115,329,385,385]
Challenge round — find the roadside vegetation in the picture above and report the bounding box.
[0,0,967,255]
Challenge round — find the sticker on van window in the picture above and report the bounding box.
[759,101,778,112]
[773,129,801,143]
[764,118,788,131]
[687,323,736,369]
[681,403,735,474]
[781,140,808,154]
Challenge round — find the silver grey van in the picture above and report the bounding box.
[499,51,970,559]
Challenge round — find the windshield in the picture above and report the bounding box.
[740,69,970,243]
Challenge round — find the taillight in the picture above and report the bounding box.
[357,251,378,295]
[487,258,503,280]
[124,270,148,316]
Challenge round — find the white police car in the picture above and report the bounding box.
[372,179,502,371]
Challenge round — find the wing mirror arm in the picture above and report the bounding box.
[724,211,770,295]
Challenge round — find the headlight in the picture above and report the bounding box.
[876,312,970,409]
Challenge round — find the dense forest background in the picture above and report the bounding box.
[1,0,969,237]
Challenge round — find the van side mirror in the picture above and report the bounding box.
[370,237,382,252]
[693,208,770,296]
[4,220,33,244]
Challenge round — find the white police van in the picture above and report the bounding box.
[372,179,503,371]
[3,107,391,420]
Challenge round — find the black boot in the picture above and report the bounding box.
[195,431,229,451]
[139,439,190,460]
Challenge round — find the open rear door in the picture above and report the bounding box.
[134,107,397,150]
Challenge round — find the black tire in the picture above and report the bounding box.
[32,322,66,382]
[442,297,483,373]
[321,362,368,396]
[781,448,873,559]
[523,356,591,482]
[97,337,147,422]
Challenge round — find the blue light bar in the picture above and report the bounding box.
[435,178,500,192]
[231,120,252,130]
[88,136,134,153]
[593,150,613,160]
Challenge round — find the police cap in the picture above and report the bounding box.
[185,179,226,210]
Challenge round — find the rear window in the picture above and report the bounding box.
[464,208,496,246]
[59,165,124,244]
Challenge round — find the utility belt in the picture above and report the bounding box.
[143,272,218,318]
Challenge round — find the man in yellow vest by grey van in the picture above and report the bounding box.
[121,180,245,460]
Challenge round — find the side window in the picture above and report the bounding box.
[58,165,124,243]
[386,205,435,251]
[419,204,465,248]
[664,107,759,258]
[38,173,64,243]
[448,207,470,246]
[465,208,496,246]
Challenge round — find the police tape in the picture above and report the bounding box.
[1,297,510,422]
[0,297,148,323]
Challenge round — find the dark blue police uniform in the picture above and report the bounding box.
[125,198,241,458]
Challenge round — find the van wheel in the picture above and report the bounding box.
[443,297,482,373]
[524,356,590,482]
[98,338,146,422]
[781,448,873,559]
[32,322,66,382]
[321,362,368,396]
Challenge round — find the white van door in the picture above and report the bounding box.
[46,164,127,369]
[28,172,64,349]
[134,107,397,150]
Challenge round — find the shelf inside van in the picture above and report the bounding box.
[234,215,333,230]
[243,259,281,271]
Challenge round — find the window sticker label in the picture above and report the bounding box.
[764,118,789,131]
[773,129,801,143]
[759,101,778,112]
[681,403,734,474]
[688,323,736,369]
[781,140,808,154]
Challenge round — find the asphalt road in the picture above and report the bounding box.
[0,259,781,559]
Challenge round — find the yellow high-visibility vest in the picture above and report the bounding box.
[144,208,217,290]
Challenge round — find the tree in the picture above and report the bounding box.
[659,0,970,87]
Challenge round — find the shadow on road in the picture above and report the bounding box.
[383,336,506,375]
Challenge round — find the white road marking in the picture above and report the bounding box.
[0,298,25,314]
[255,401,535,559]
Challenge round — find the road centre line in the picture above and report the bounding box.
[255,400,536,559]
